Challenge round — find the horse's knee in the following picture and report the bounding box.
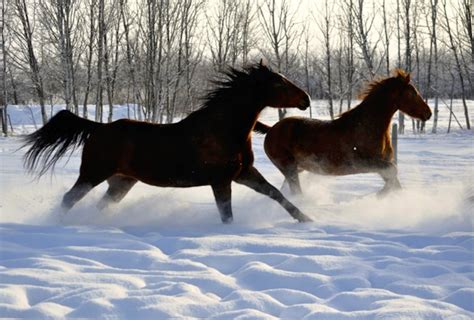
[378,162,398,181]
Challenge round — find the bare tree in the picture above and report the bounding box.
[206,0,242,71]
[11,0,48,124]
[402,0,412,72]
[351,0,377,77]
[458,0,473,98]
[425,0,440,133]
[381,0,391,75]
[397,0,415,134]
[161,0,181,123]
[104,2,123,123]
[1,0,9,135]
[240,0,255,66]
[81,0,97,119]
[39,0,80,114]
[139,0,161,122]
[120,0,141,120]
[258,0,300,120]
[95,0,105,122]
[302,24,312,118]
[412,1,422,132]
[180,0,205,112]
[340,0,356,110]
[441,0,470,129]
[315,0,335,119]
[396,0,405,134]
[1,0,471,133]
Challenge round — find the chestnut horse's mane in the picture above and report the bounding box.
[337,69,411,120]
[358,69,410,100]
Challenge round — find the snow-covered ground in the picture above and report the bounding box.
[1,101,473,319]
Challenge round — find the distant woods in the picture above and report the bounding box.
[0,0,472,134]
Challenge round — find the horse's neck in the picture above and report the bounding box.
[196,100,263,139]
[227,103,264,138]
[356,94,398,135]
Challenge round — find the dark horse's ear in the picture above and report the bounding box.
[259,59,265,66]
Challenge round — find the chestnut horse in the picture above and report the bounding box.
[23,62,312,223]
[255,70,432,195]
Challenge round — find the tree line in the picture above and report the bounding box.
[1,0,472,136]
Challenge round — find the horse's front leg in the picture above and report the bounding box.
[234,166,312,222]
[211,182,233,224]
[365,159,401,196]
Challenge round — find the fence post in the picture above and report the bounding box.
[0,105,6,136]
[392,123,398,164]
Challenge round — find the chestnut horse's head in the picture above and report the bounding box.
[393,69,432,121]
[251,60,310,110]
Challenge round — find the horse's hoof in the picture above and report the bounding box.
[221,216,233,224]
[297,214,313,223]
[377,185,402,198]
[376,189,389,198]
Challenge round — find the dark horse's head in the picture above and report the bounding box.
[206,60,310,111]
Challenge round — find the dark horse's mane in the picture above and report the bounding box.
[200,64,267,110]
[338,69,410,119]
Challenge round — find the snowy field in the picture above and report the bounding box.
[1,101,473,319]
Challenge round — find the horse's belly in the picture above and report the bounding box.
[296,154,363,176]
[138,175,207,188]
[127,160,242,188]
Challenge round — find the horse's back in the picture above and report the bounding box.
[264,117,333,154]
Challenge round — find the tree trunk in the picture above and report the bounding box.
[14,0,47,124]
[1,0,8,135]
[442,0,470,129]
[428,0,439,133]
[121,0,141,120]
[95,0,105,122]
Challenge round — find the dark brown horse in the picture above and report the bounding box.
[255,70,432,195]
[23,62,312,223]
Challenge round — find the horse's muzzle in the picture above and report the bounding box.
[297,94,311,110]
[424,109,432,121]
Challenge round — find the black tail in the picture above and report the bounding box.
[23,110,103,176]
[253,121,272,135]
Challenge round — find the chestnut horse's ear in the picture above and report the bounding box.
[405,72,411,83]
[395,68,411,83]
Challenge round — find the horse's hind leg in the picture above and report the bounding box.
[62,178,94,211]
[211,182,233,224]
[62,164,114,211]
[282,163,302,195]
[272,157,302,195]
[235,166,311,222]
[97,175,137,210]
